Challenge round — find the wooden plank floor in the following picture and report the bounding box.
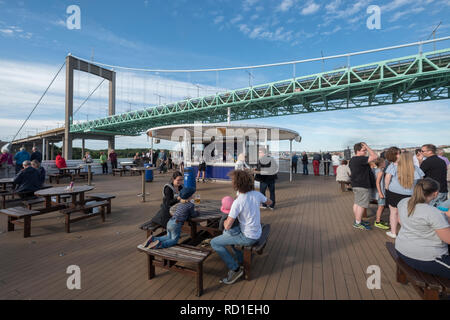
[0,172,421,300]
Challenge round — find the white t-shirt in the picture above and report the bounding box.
[228,191,266,240]
[336,165,351,182]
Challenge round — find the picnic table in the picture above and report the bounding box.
[59,166,82,177]
[35,185,94,210]
[0,178,14,191]
[185,200,223,241]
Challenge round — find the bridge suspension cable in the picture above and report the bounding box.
[73,78,106,115]
[11,61,66,142]
[70,36,450,73]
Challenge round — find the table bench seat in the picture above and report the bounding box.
[48,173,68,184]
[0,207,41,238]
[60,200,109,233]
[386,242,450,300]
[22,197,46,210]
[235,223,271,280]
[86,193,115,214]
[137,244,211,296]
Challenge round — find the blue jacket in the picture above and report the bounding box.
[14,167,41,193]
[14,150,30,165]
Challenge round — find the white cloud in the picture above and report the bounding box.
[301,1,320,15]
[389,6,425,22]
[214,16,224,24]
[278,0,295,12]
[230,15,243,24]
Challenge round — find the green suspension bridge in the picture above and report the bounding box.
[70,46,450,137]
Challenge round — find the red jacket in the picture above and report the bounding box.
[55,155,67,169]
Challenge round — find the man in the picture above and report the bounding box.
[255,148,278,210]
[323,152,332,176]
[100,152,108,174]
[291,153,298,174]
[312,152,321,176]
[418,144,448,206]
[13,147,30,174]
[13,160,41,199]
[349,142,377,230]
[437,149,450,166]
[301,152,308,175]
[109,149,118,170]
[30,147,42,163]
[31,160,46,187]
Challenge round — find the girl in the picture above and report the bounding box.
[385,151,424,238]
[373,158,389,230]
[396,178,450,279]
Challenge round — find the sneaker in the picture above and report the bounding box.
[142,235,154,248]
[353,222,371,230]
[374,221,390,230]
[147,240,160,249]
[386,231,397,239]
[220,266,244,285]
[360,220,371,226]
[380,220,390,226]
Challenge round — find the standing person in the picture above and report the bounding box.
[14,147,30,174]
[255,148,278,210]
[349,142,378,230]
[0,147,14,178]
[133,152,142,166]
[291,153,298,174]
[418,144,448,207]
[323,152,332,176]
[179,152,184,173]
[141,187,199,250]
[301,152,309,175]
[413,148,421,168]
[100,152,108,174]
[395,178,450,279]
[196,152,206,183]
[235,153,250,170]
[373,158,389,230]
[83,151,93,163]
[385,151,424,238]
[31,160,46,187]
[109,149,118,170]
[30,147,42,163]
[332,153,341,176]
[150,171,184,229]
[211,170,273,284]
[13,160,41,199]
[437,148,450,166]
[312,152,321,176]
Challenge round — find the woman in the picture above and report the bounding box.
[385,151,424,238]
[331,153,341,176]
[150,171,184,228]
[396,178,450,279]
[0,147,14,178]
[55,153,67,172]
[234,153,250,171]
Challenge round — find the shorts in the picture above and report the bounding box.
[386,189,410,208]
[353,187,370,209]
[199,163,206,171]
[376,193,386,206]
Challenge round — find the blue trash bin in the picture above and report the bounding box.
[184,167,196,189]
[144,164,153,182]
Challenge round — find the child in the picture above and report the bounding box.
[373,158,390,230]
[140,187,198,249]
[336,160,352,190]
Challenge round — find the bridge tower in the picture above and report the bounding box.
[64,55,116,159]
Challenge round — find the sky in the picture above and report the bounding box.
[0,0,449,152]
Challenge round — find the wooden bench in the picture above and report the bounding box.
[22,197,46,210]
[235,223,271,280]
[60,200,109,233]
[85,193,115,214]
[0,190,16,209]
[137,244,211,296]
[112,168,129,176]
[0,207,41,238]
[48,173,67,184]
[386,242,450,300]
[140,220,165,238]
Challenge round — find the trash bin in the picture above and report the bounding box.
[184,167,196,189]
[144,164,153,182]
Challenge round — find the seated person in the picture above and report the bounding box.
[30,160,46,187]
[395,178,450,279]
[141,187,199,249]
[55,153,67,172]
[218,196,240,231]
[13,160,42,198]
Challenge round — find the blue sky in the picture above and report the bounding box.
[0,0,449,152]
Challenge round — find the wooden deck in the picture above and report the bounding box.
[0,172,421,300]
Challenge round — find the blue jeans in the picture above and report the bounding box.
[211,226,257,271]
[153,218,183,248]
[303,163,308,175]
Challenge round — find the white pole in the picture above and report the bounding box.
[289,139,293,182]
[150,136,153,166]
[227,107,231,124]
[42,138,46,161]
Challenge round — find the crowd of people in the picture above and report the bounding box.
[347,142,449,279]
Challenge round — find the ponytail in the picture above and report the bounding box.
[407,178,440,216]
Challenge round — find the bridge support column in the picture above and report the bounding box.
[51,143,54,160]
[81,139,85,159]
[64,55,74,160]
[108,137,115,154]
[45,139,49,161]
